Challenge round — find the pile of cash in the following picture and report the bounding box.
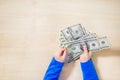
[59,24,109,63]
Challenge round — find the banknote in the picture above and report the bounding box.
[98,36,109,49]
[61,28,73,41]
[85,39,100,52]
[68,24,85,40]
[59,24,110,63]
[64,41,84,63]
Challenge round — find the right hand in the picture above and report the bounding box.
[79,45,92,62]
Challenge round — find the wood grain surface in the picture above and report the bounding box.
[0,0,120,80]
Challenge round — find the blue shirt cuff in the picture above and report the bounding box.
[50,57,64,68]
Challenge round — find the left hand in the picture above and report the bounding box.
[54,48,67,63]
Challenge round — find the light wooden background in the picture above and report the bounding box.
[0,0,120,80]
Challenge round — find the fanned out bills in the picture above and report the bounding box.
[59,24,110,63]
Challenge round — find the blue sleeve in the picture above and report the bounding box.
[43,57,64,80]
[80,59,99,80]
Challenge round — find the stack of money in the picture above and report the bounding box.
[59,24,109,63]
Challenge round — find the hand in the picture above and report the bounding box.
[54,48,67,63]
[79,45,92,63]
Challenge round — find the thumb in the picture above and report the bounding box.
[62,49,67,59]
[83,45,89,54]
[89,51,92,57]
[59,48,65,56]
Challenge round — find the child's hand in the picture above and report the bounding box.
[79,45,92,62]
[54,48,67,63]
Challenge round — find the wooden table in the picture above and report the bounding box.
[0,0,120,80]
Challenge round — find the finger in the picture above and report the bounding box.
[62,49,67,58]
[83,45,89,54]
[59,48,65,56]
[89,51,92,57]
